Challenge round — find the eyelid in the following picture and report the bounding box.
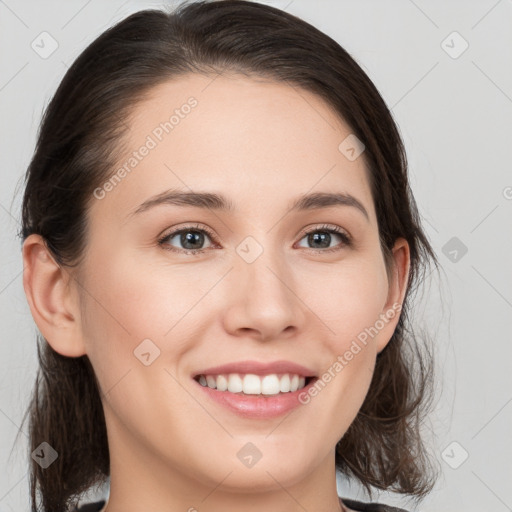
[157,222,219,247]
[296,223,351,240]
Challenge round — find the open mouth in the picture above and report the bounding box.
[193,373,317,396]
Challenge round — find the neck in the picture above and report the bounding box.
[103,431,344,512]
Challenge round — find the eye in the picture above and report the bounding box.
[158,223,352,255]
[158,223,217,255]
[296,224,352,253]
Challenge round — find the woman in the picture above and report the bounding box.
[18,1,440,511]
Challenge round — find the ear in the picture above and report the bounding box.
[376,237,410,354]
[22,234,86,357]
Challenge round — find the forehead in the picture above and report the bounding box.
[93,72,375,225]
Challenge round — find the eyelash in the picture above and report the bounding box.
[157,223,352,256]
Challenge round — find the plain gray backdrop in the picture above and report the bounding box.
[1,1,511,511]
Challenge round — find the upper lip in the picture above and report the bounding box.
[193,360,317,378]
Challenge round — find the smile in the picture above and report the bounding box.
[195,373,312,396]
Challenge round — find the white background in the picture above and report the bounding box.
[1,1,511,511]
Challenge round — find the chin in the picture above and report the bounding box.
[197,445,317,493]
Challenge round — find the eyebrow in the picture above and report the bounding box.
[127,189,369,221]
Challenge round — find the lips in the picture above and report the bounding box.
[191,360,319,418]
[192,361,319,418]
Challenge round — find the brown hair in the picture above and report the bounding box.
[17,1,441,510]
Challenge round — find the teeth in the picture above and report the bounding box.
[242,374,261,394]
[261,375,280,395]
[228,374,243,393]
[197,373,309,395]
[290,374,299,392]
[216,374,228,391]
[279,374,290,392]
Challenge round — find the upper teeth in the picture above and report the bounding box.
[197,373,307,395]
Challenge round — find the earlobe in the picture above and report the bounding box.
[22,234,86,357]
[376,238,411,353]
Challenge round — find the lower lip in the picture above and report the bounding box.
[194,378,317,419]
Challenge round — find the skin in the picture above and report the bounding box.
[22,73,410,512]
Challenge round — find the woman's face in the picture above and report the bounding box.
[73,73,409,504]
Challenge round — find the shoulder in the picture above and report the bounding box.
[341,497,410,512]
[72,500,106,512]
[74,498,408,512]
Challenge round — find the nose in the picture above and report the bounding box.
[222,244,307,342]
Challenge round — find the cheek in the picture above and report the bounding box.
[81,248,189,340]
[78,254,197,434]
[296,252,389,346]
[302,260,388,436]
[78,250,182,393]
